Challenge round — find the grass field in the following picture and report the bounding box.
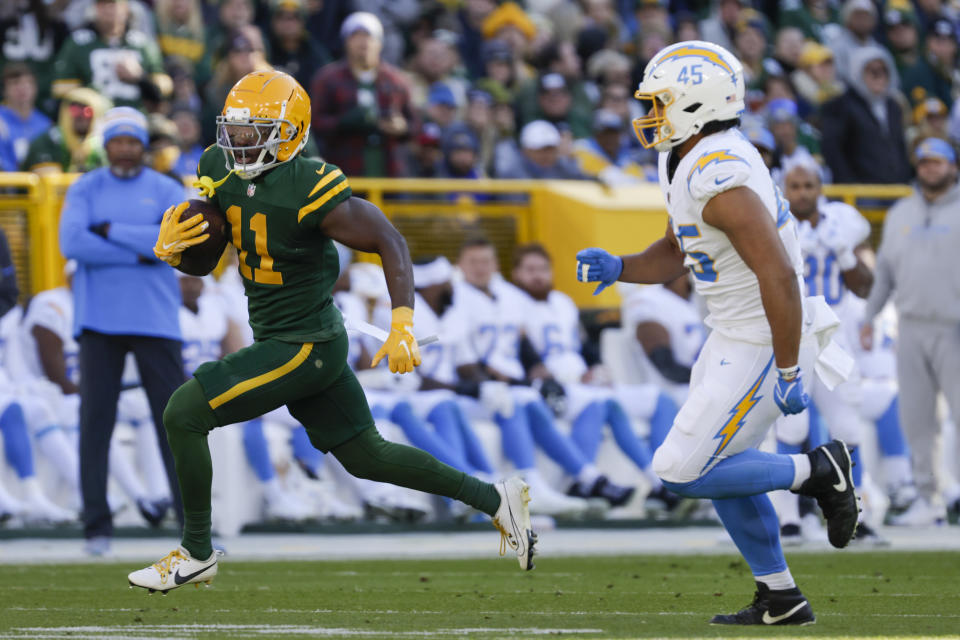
[1,551,958,639]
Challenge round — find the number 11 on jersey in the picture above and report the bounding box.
[226,205,284,285]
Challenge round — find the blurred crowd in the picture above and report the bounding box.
[1,0,959,185]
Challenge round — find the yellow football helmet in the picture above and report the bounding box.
[216,70,311,179]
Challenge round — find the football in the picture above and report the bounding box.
[177,199,228,276]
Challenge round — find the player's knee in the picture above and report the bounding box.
[332,428,386,482]
[652,440,694,485]
[163,379,217,437]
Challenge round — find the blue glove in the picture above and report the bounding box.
[773,367,810,415]
[576,248,623,295]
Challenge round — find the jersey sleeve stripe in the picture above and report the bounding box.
[307,168,343,198]
[298,180,349,222]
[208,343,314,409]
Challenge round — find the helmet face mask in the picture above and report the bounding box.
[217,71,311,179]
[632,41,745,152]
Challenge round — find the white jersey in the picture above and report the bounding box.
[179,294,228,376]
[621,284,706,383]
[412,291,466,385]
[658,129,804,343]
[334,290,368,369]
[450,277,525,380]
[0,306,23,373]
[15,287,78,383]
[516,289,587,383]
[797,200,870,321]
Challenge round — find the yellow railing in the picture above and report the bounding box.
[0,172,915,308]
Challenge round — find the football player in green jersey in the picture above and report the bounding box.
[128,70,535,593]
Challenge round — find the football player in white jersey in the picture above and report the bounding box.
[775,156,903,543]
[576,41,859,625]
[511,243,682,509]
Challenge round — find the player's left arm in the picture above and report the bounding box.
[839,243,874,298]
[703,187,803,366]
[320,196,420,373]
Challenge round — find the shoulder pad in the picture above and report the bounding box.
[686,148,752,201]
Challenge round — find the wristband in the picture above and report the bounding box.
[777,365,800,381]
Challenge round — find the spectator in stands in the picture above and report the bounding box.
[206,0,256,68]
[524,72,591,140]
[901,15,959,108]
[771,27,805,78]
[406,29,467,114]
[885,7,921,74]
[821,46,911,184]
[350,0,420,67]
[268,0,330,91]
[519,39,591,131]
[0,0,69,116]
[780,0,840,42]
[169,105,203,179]
[146,113,181,181]
[57,107,185,556]
[407,121,443,178]
[673,10,701,42]
[733,10,771,90]
[201,26,270,144]
[424,83,459,132]
[825,0,887,84]
[438,124,483,179]
[0,64,51,172]
[464,88,498,175]
[479,38,525,95]
[154,0,209,83]
[699,0,747,52]
[908,97,951,149]
[495,119,585,180]
[481,2,536,62]
[743,124,778,174]
[310,12,415,178]
[634,0,672,35]
[0,227,15,317]
[52,0,171,110]
[21,87,109,174]
[863,138,960,527]
[792,41,844,121]
[457,0,499,80]
[767,98,820,162]
[572,109,648,184]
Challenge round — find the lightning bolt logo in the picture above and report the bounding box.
[686,150,747,188]
[653,46,735,76]
[701,356,774,472]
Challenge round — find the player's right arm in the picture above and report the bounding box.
[576,222,687,295]
[32,325,78,395]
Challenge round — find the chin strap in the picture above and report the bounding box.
[192,170,236,198]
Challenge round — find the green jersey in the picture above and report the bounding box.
[197,146,352,343]
[21,126,105,172]
[52,28,165,109]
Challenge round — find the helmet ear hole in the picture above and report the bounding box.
[683,102,702,113]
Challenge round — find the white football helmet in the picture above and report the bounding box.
[633,40,745,152]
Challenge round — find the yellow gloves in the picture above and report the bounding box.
[153,201,209,267]
[371,306,422,374]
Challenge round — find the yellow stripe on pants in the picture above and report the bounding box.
[208,343,314,409]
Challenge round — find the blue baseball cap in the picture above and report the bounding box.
[427,82,456,108]
[915,137,957,163]
[101,106,148,146]
[767,98,798,123]
[744,126,775,151]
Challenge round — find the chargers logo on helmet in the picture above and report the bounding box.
[633,41,746,152]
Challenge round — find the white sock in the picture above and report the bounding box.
[134,423,171,501]
[35,428,80,492]
[644,469,662,490]
[882,455,914,489]
[757,568,796,591]
[772,490,801,527]
[262,477,284,503]
[789,454,811,491]
[0,481,23,514]
[576,463,601,487]
[21,476,46,501]
[109,440,147,502]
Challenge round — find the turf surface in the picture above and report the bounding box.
[1,551,957,639]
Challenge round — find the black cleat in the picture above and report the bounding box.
[585,476,635,507]
[137,498,171,528]
[780,523,803,546]
[711,582,816,626]
[852,522,890,547]
[795,439,858,548]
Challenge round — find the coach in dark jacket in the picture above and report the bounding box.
[821,46,911,184]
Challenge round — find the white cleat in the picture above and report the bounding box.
[265,490,314,522]
[888,496,947,527]
[128,547,220,594]
[21,494,76,525]
[493,477,537,571]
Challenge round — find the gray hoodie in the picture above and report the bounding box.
[866,179,960,323]
[846,46,899,128]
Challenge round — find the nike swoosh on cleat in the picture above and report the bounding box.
[174,562,216,585]
[823,449,848,492]
[762,601,808,624]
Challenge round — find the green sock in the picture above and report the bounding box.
[164,378,218,560]
[332,427,501,516]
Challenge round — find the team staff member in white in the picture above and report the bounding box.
[862,138,960,526]
[577,41,858,625]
